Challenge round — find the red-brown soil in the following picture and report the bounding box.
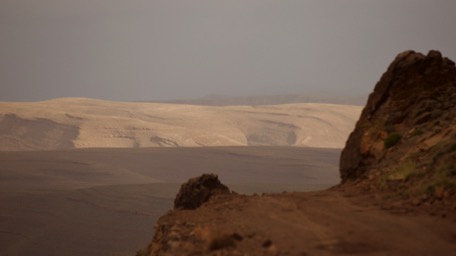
[145,189,456,256]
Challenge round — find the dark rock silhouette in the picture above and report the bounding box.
[340,50,456,203]
[139,50,456,256]
[174,174,230,210]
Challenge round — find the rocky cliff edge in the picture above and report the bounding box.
[137,51,456,256]
[340,50,456,206]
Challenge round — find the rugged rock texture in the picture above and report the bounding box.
[138,51,456,256]
[139,190,456,256]
[174,174,230,210]
[340,50,456,204]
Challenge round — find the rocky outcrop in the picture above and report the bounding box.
[137,174,233,256]
[340,50,456,203]
[139,50,456,256]
[174,174,230,210]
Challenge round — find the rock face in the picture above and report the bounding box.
[174,174,230,210]
[139,50,456,256]
[340,50,456,201]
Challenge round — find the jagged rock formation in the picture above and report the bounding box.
[174,174,230,210]
[138,51,456,256]
[340,50,456,203]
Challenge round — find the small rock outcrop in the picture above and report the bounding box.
[340,50,456,203]
[174,174,230,210]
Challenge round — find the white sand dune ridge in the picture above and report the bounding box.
[0,98,362,151]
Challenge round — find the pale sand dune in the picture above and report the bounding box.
[0,98,362,151]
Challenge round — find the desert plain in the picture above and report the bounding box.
[0,99,355,256]
[0,146,341,256]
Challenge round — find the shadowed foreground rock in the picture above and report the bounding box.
[340,50,456,206]
[174,174,230,210]
[137,51,456,256]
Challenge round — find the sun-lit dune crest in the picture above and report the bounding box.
[0,98,362,151]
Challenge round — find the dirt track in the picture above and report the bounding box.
[150,189,456,255]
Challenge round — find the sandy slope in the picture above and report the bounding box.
[0,98,361,150]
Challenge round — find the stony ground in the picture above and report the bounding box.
[144,188,456,256]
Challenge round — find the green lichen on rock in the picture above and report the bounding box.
[384,133,401,149]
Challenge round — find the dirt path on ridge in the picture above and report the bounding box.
[150,189,456,255]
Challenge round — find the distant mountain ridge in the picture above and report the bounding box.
[0,98,362,151]
[157,93,368,106]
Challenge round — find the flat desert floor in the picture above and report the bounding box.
[0,146,340,256]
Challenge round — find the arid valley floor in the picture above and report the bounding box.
[0,146,340,256]
[0,99,359,255]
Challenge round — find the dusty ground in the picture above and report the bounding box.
[0,146,338,256]
[149,189,456,256]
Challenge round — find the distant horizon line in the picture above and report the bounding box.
[0,92,368,106]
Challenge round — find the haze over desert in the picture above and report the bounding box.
[2,1,456,255]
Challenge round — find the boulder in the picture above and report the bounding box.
[174,174,230,210]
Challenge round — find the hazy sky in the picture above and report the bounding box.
[1,0,455,102]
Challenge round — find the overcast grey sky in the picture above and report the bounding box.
[1,0,455,102]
